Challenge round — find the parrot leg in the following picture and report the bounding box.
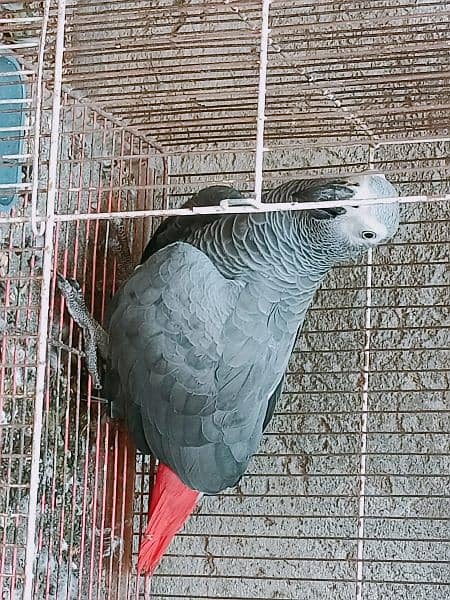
[56,273,109,389]
[109,218,134,281]
[56,219,133,388]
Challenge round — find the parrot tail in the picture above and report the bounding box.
[137,462,201,575]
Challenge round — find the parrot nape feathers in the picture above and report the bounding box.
[58,174,400,576]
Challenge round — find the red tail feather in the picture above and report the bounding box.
[137,463,200,575]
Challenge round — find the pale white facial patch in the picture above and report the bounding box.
[340,205,389,245]
[336,173,399,247]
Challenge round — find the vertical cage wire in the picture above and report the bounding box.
[0,3,52,598]
[23,2,67,597]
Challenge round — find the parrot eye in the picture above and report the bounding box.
[362,231,376,240]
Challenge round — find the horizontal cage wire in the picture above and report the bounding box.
[1,1,449,600]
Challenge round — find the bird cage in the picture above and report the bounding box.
[0,1,449,599]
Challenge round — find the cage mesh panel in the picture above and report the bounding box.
[1,1,449,600]
[29,97,165,600]
[0,222,44,597]
[57,0,450,148]
[1,4,51,594]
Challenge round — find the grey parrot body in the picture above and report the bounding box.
[105,176,399,494]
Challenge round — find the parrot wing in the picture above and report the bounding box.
[264,177,359,218]
[106,242,278,493]
[263,375,285,432]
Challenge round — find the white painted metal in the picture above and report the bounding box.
[23,1,67,597]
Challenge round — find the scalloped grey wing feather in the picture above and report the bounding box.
[106,242,284,493]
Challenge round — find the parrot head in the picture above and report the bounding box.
[308,173,400,259]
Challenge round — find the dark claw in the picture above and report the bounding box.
[56,272,65,286]
[67,277,82,292]
[57,273,85,305]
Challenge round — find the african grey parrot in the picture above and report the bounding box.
[100,174,399,574]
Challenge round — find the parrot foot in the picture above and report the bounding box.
[56,273,109,389]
